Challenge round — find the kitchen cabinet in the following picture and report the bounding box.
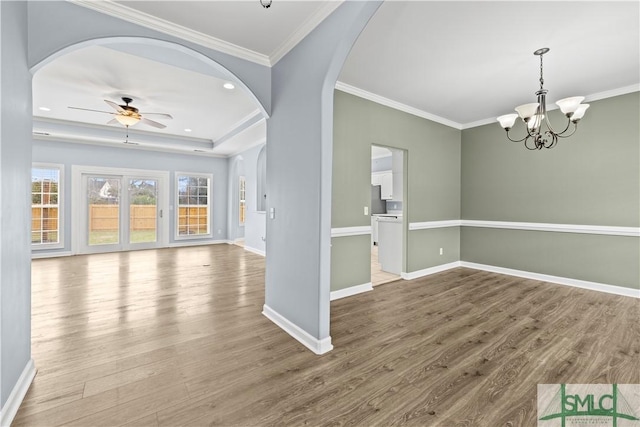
[378,217,402,274]
[380,173,393,199]
[373,171,393,200]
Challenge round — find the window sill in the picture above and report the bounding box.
[174,234,213,241]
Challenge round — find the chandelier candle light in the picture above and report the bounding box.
[496,48,590,150]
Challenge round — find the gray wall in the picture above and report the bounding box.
[266,2,381,343]
[332,90,461,291]
[461,92,639,289]
[0,0,272,408]
[32,140,229,254]
[1,1,32,408]
[228,144,266,254]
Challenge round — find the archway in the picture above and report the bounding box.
[229,155,246,243]
[31,36,268,252]
[263,1,382,354]
[30,37,268,119]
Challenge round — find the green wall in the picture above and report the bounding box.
[332,90,461,291]
[461,92,639,289]
[331,235,371,291]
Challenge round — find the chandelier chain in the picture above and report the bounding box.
[539,53,544,90]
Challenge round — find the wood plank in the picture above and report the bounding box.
[15,245,638,426]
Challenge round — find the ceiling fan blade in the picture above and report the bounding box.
[104,100,125,113]
[141,117,166,129]
[141,112,173,119]
[68,106,115,115]
[106,118,118,125]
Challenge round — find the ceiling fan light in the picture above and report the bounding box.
[115,115,140,127]
[497,113,518,130]
[570,104,590,122]
[556,96,585,115]
[515,103,539,121]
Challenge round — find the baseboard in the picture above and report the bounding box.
[330,282,373,301]
[244,246,266,257]
[0,358,36,427]
[401,261,461,280]
[262,304,333,355]
[460,261,640,299]
[169,239,230,248]
[31,251,72,259]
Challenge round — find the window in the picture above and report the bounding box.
[239,176,246,226]
[32,164,63,248]
[176,173,211,238]
[257,146,267,212]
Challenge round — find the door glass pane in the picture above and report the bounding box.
[87,177,120,245]
[129,179,157,244]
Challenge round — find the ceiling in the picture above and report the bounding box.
[340,1,639,127]
[34,1,639,156]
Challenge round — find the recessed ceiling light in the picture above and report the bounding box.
[184,128,192,132]
[38,107,51,112]
[223,82,235,90]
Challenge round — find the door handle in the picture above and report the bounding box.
[159,209,163,218]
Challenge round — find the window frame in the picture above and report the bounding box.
[239,175,246,227]
[174,172,212,240]
[31,163,64,250]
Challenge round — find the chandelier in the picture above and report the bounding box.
[496,48,589,150]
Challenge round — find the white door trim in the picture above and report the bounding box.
[72,165,170,254]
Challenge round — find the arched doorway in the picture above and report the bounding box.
[31,37,268,256]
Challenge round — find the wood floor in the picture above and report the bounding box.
[15,245,639,426]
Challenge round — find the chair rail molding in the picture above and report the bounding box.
[407,219,640,237]
[331,225,372,238]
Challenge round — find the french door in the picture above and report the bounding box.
[74,167,168,254]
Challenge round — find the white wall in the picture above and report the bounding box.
[32,139,229,255]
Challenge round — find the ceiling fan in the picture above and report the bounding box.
[68,97,173,129]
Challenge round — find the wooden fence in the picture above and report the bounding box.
[32,205,208,233]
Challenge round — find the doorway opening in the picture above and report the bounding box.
[370,145,405,286]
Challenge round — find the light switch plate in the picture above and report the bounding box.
[364,206,369,215]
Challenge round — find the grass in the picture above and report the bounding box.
[89,230,157,245]
[32,232,59,244]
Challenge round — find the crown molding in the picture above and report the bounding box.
[69,0,271,67]
[34,116,214,145]
[214,109,264,146]
[460,117,496,130]
[462,84,640,130]
[584,84,639,103]
[335,81,463,130]
[271,1,344,65]
[336,81,638,132]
